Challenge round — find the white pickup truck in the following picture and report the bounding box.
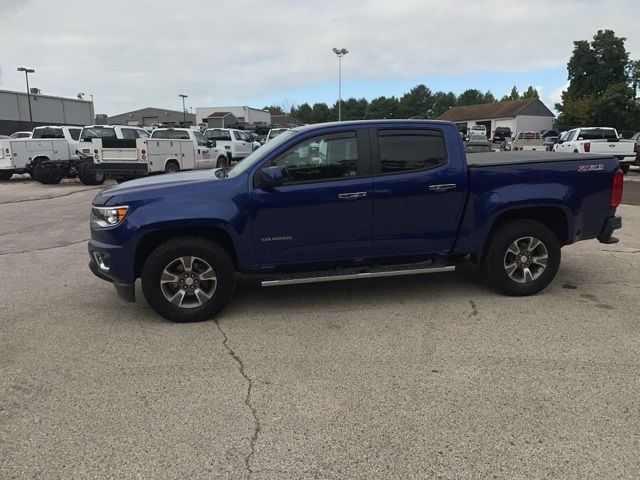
[554,127,636,173]
[0,125,85,184]
[203,128,255,161]
[511,131,545,151]
[92,127,228,181]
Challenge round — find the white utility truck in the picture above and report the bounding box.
[203,128,254,161]
[0,126,86,184]
[92,127,227,182]
[554,127,636,173]
[511,131,545,151]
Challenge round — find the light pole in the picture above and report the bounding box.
[332,48,349,121]
[17,67,35,125]
[179,94,188,124]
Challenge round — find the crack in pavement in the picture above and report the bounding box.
[469,300,479,318]
[0,186,103,205]
[215,319,261,479]
[0,238,89,256]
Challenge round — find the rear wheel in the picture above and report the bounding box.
[216,156,228,168]
[481,220,560,296]
[77,162,106,185]
[0,171,13,181]
[33,164,63,185]
[141,237,236,322]
[165,161,180,173]
[620,164,630,174]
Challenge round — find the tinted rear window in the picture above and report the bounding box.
[151,130,190,140]
[378,130,446,173]
[32,128,64,139]
[205,129,231,141]
[578,129,617,140]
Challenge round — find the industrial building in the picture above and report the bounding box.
[196,106,271,126]
[0,89,95,135]
[108,107,196,127]
[437,98,554,136]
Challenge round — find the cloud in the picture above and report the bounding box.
[549,81,570,106]
[0,0,638,114]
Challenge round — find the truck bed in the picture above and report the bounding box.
[467,151,613,168]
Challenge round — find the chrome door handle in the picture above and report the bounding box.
[338,192,367,199]
[428,184,456,192]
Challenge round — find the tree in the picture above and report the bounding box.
[398,84,434,118]
[365,96,400,119]
[501,86,520,102]
[431,91,457,117]
[293,103,314,124]
[262,105,285,115]
[311,103,333,123]
[556,29,637,130]
[457,89,487,106]
[521,86,539,99]
[340,97,368,120]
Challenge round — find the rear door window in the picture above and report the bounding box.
[376,129,446,173]
[32,127,64,139]
[151,129,190,140]
[69,128,81,140]
[121,128,137,140]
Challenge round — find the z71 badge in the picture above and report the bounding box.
[578,164,604,172]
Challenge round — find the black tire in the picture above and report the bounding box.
[33,164,63,185]
[481,219,561,296]
[165,161,180,173]
[77,162,106,185]
[141,237,236,322]
[115,176,130,184]
[620,164,630,174]
[216,156,228,168]
[0,171,13,181]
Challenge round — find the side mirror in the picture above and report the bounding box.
[208,140,216,148]
[556,139,564,144]
[258,165,283,189]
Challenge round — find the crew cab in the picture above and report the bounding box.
[92,127,228,181]
[555,127,636,173]
[203,128,254,161]
[88,120,623,323]
[0,126,83,183]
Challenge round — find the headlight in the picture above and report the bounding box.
[91,205,129,228]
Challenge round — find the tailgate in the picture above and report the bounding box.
[0,141,11,168]
[93,138,143,163]
[589,140,634,156]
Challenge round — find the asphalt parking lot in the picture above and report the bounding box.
[1,172,640,479]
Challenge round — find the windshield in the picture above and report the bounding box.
[227,130,296,178]
[269,129,287,138]
[579,128,617,140]
[32,127,64,139]
[80,127,116,141]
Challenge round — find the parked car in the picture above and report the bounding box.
[468,125,487,138]
[511,131,545,151]
[265,128,290,143]
[0,125,89,184]
[245,132,264,149]
[554,127,636,173]
[492,127,512,143]
[88,119,623,322]
[203,128,254,161]
[541,130,559,140]
[464,141,493,153]
[543,136,559,151]
[92,127,228,182]
[10,131,32,139]
[630,132,640,166]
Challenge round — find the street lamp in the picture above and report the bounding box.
[17,67,35,125]
[179,94,188,124]
[332,48,349,121]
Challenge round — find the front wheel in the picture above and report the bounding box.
[481,220,561,296]
[141,237,236,322]
[0,171,13,181]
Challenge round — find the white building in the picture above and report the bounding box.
[196,106,271,126]
[438,98,554,136]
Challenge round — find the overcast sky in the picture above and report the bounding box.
[1,0,639,116]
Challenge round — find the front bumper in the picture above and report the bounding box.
[88,239,136,302]
[598,216,622,244]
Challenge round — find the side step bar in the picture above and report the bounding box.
[261,263,455,287]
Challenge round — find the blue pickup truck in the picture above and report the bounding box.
[88,120,623,322]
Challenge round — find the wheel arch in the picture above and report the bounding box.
[134,225,239,278]
[164,158,180,169]
[485,206,570,252]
